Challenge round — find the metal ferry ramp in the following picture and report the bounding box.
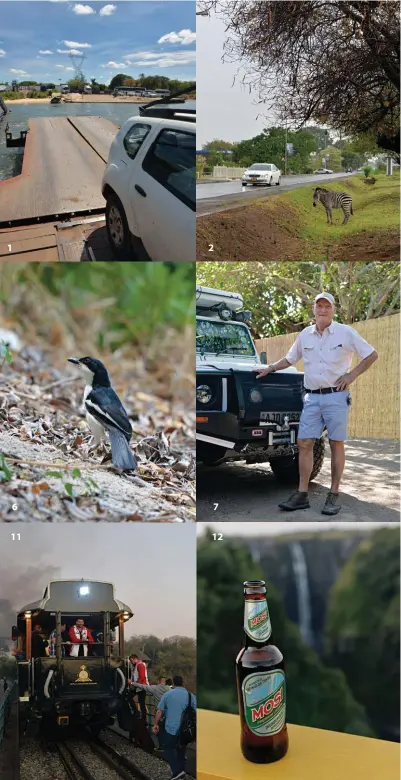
[0,115,118,227]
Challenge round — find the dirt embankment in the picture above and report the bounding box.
[197,201,307,261]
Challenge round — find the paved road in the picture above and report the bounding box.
[197,172,356,216]
[196,439,400,523]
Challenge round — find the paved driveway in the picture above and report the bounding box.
[196,438,400,522]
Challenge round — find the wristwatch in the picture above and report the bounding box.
[268,364,276,372]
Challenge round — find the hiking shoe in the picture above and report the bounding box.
[278,491,310,511]
[321,491,341,515]
[171,774,185,780]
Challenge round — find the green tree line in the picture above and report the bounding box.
[125,634,196,692]
[200,127,390,174]
[196,262,400,337]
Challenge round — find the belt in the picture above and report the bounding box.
[304,387,340,394]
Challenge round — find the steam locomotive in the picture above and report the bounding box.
[13,579,133,735]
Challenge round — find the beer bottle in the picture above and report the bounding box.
[236,580,288,763]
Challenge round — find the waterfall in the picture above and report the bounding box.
[290,541,314,647]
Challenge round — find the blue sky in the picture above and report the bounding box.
[0,1,195,86]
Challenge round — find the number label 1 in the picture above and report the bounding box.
[8,244,11,252]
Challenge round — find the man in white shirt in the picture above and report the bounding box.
[256,292,378,514]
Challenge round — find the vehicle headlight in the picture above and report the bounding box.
[197,385,213,404]
[250,388,263,403]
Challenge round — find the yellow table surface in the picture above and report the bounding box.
[198,710,400,780]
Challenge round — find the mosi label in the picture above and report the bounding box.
[244,599,271,642]
[242,671,286,737]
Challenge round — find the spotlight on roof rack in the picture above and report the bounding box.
[79,586,90,596]
[217,303,232,321]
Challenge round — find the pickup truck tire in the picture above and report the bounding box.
[106,194,135,260]
[269,437,325,484]
[197,442,226,466]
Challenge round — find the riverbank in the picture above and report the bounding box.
[5,92,195,105]
[5,95,155,105]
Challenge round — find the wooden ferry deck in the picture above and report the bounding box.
[0,115,118,227]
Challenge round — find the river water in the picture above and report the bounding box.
[0,100,195,180]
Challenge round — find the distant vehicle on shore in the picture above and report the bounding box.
[313,167,334,174]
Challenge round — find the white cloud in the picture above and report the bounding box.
[9,69,28,75]
[55,65,75,71]
[124,50,196,68]
[158,29,196,46]
[39,50,53,55]
[57,49,81,55]
[65,67,74,71]
[72,4,95,14]
[99,4,116,16]
[100,61,126,69]
[63,40,92,48]
[0,49,6,57]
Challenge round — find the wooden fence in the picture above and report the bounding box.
[255,313,400,439]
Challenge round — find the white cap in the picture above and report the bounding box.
[315,292,335,306]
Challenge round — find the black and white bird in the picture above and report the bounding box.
[68,357,137,471]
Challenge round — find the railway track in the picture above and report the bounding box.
[20,730,194,780]
[103,726,195,778]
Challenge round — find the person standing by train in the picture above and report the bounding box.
[133,676,172,747]
[129,654,149,720]
[68,619,94,657]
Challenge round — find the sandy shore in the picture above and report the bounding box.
[5,94,157,105]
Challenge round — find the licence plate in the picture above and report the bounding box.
[251,177,258,181]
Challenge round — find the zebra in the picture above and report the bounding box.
[312,187,354,225]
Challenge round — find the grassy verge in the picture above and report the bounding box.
[282,173,400,245]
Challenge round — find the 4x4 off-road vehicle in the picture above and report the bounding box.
[196,286,325,483]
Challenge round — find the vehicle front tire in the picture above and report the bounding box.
[269,437,325,484]
[197,442,226,466]
[105,194,135,260]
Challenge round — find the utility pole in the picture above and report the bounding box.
[284,122,288,176]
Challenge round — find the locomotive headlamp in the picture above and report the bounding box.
[196,385,213,404]
[24,611,32,618]
[123,611,130,619]
[79,586,90,596]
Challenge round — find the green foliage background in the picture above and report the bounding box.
[0,262,195,351]
[196,261,400,338]
[125,634,196,692]
[197,528,400,739]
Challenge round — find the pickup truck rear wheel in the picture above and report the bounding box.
[269,437,325,484]
[197,442,226,466]
[106,194,135,260]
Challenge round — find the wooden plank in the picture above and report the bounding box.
[0,116,117,224]
[0,233,57,257]
[0,224,57,242]
[1,247,59,261]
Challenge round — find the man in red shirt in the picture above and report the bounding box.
[68,619,94,657]
[129,653,148,720]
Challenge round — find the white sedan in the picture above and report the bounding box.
[313,167,334,174]
[241,163,281,186]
